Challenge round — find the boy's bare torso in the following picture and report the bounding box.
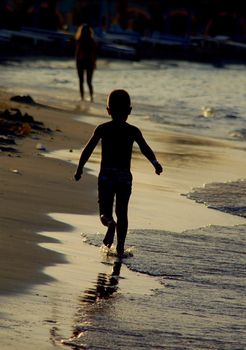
[95,121,141,171]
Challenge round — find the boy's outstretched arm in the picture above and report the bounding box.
[74,131,100,181]
[135,130,163,175]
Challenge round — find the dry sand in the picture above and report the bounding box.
[0,89,245,349]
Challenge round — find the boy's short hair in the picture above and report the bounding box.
[107,90,131,120]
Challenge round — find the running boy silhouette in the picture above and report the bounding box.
[74,89,163,257]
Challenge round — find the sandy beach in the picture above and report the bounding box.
[0,84,245,350]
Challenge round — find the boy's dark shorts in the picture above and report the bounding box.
[98,168,132,217]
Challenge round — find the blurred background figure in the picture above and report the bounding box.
[1,0,26,30]
[56,0,75,31]
[28,0,60,30]
[75,24,97,102]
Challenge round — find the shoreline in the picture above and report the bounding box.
[0,90,163,349]
[0,88,246,349]
[1,88,245,293]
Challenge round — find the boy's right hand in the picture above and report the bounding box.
[154,162,163,175]
[74,169,83,181]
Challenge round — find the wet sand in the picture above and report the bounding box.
[0,89,245,349]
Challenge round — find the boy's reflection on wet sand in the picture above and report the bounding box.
[61,259,123,347]
[80,259,122,304]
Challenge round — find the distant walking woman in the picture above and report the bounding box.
[75,24,96,102]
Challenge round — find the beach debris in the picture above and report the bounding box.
[11,169,21,175]
[0,108,51,153]
[43,319,57,324]
[19,122,32,135]
[0,108,49,134]
[0,146,17,153]
[225,114,237,119]
[201,106,215,118]
[61,338,87,348]
[36,143,47,151]
[0,136,16,145]
[0,136,17,153]
[10,95,35,104]
[229,128,246,140]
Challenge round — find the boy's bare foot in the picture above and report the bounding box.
[101,216,116,248]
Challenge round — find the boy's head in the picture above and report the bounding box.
[107,89,132,122]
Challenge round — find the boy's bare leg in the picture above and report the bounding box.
[116,220,127,257]
[115,194,130,257]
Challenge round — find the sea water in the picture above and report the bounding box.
[77,223,246,349]
[0,58,245,349]
[1,58,246,141]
